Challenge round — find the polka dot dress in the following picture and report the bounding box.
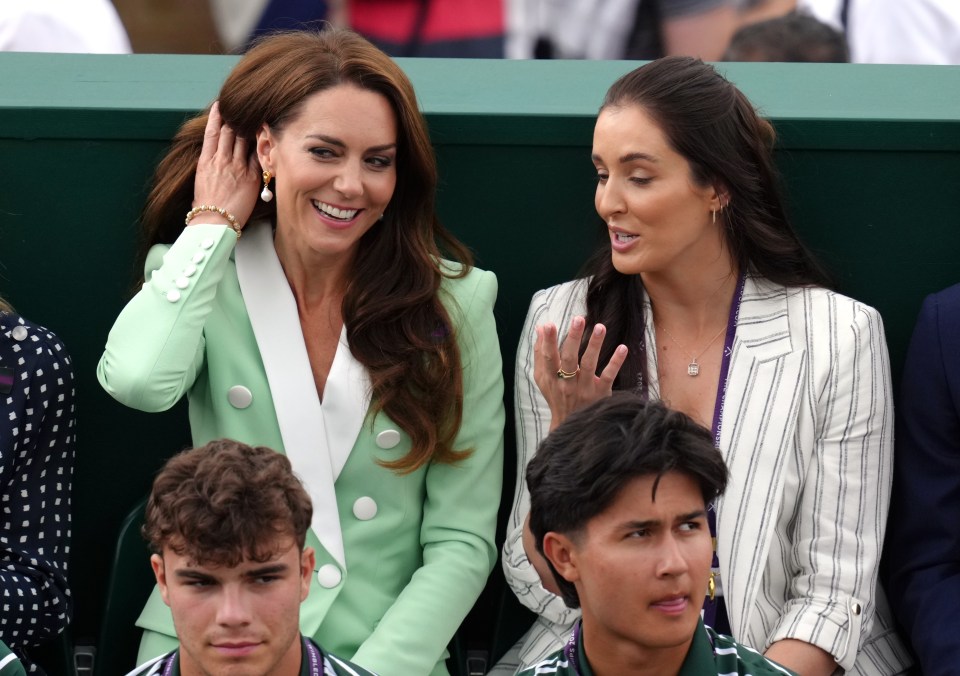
[0,313,76,675]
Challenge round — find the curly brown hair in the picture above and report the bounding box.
[143,439,313,567]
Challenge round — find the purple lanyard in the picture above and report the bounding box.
[161,637,323,676]
[702,271,745,627]
[562,621,584,676]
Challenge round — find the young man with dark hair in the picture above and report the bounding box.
[517,393,794,676]
[126,439,373,676]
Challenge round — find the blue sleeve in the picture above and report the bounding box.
[885,286,960,674]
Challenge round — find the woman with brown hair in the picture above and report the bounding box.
[98,29,504,675]
[499,56,910,675]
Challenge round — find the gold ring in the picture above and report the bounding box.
[557,367,580,379]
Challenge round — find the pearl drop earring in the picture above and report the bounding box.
[260,170,274,202]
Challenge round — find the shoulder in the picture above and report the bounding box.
[0,311,73,368]
[0,641,25,676]
[705,627,796,676]
[314,641,376,676]
[0,311,69,351]
[123,652,172,676]
[526,277,590,323]
[749,276,884,334]
[439,262,498,317]
[515,648,574,676]
[917,282,960,333]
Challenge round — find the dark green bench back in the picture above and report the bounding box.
[1,54,959,656]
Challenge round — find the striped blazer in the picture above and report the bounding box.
[502,274,912,674]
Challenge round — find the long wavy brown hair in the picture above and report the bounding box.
[581,56,832,392]
[139,29,473,473]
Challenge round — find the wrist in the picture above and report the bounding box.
[185,204,242,238]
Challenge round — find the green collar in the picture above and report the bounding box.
[677,620,715,675]
[163,637,312,676]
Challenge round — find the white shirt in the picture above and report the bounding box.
[798,0,960,64]
[0,0,131,53]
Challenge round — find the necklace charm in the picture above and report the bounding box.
[687,361,700,377]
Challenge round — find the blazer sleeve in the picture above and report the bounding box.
[884,288,960,674]
[350,268,505,675]
[97,224,237,411]
[501,284,583,626]
[768,299,894,671]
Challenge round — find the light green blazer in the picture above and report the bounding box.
[98,222,505,676]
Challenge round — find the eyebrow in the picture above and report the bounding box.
[175,569,215,582]
[620,510,707,531]
[307,134,397,153]
[242,563,289,579]
[618,151,658,164]
[173,563,290,582]
[590,150,658,165]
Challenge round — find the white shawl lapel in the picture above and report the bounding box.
[235,221,371,568]
[712,275,807,638]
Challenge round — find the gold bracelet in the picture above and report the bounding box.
[184,205,242,239]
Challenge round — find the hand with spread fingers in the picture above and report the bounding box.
[532,315,628,432]
[188,100,261,232]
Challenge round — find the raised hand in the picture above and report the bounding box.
[532,315,628,431]
[190,100,261,230]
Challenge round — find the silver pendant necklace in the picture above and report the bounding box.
[658,322,727,377]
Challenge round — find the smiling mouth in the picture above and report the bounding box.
[313,200,360,221]
[614,232,638,243]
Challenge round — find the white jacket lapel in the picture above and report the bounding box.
[715,276,807,638]
[323,326,371,479]
[235,221,351,567]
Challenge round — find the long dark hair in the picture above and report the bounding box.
[582,56,832,391]
[140,29,473,473]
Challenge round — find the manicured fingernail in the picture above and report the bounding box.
[617,345,628,355]
[573,316,584,329]
[593,324,603,336]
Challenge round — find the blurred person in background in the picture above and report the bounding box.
[0,0,130,53]
[506,0,737,61]
[339,0,504,57]
[798,0,960,64]
[723,11,848,62]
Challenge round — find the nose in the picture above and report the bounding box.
[595,179,625,223]
[655,534,690,578]
[333,160,363,200]
[216,585,252,627]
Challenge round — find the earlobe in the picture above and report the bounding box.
[542,532,581,584]
[150,554,171,606]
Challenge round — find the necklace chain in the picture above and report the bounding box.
[652,273,735,377]
[658,322,727,377]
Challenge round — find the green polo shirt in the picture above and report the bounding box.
[516,620,797,676]
[126,636,376,676]
[0,642,26,676]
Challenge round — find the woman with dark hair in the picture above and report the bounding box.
[98,29,504,675]
[500,56,910,675]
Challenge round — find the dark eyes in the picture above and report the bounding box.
[366,156,394,169]
[595,173,652,185]
[308,147,393,169]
